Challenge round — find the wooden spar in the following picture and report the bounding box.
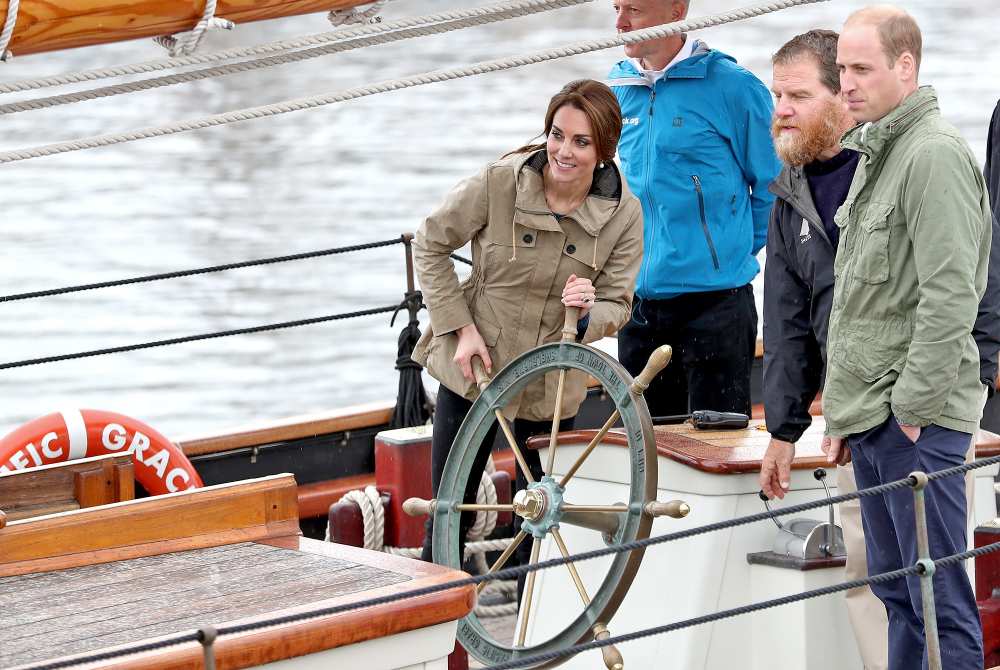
[1,0,377,57]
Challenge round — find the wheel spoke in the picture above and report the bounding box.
[550,528,591,606]
[476,530,528,595]
[561,503,629,513]
[557,409,621,488]
[516,537,542,646]
[494,409,536,485]
[546,368,568,475]
[454,503,515,513]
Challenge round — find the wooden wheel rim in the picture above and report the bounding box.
[433,342,657,667]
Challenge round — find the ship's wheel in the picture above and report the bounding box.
[405,310,688,669]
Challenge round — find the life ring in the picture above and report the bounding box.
[0,409,202,494]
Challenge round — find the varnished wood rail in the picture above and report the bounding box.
[0,473,299,576]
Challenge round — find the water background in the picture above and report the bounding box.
[0,0,996,440]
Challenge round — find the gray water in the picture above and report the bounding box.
[0,0,996,440]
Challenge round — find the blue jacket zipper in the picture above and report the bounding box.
[692,175,720,270]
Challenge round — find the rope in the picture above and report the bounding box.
[0,0,829,163]
[0,0,18,61]
[153,0,234,57]
[0,0,595,95]
[0,238,404,303]
[468,462,499,542]
[328,0,388,27]
[383,537,515,558]
[0,305,399,370]
[337,486,385,552]
[0,0,593,116]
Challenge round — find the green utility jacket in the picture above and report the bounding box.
[822,87,992,437]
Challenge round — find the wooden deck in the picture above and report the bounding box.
[0,474,474,670]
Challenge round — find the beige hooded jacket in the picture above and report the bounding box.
[412,149,643,421]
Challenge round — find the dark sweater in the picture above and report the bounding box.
[803,149,859,249]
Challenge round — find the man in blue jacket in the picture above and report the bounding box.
[609,0,781,417]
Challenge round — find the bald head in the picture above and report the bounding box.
[845,5,922,77]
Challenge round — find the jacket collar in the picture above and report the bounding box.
[769,163,826,239]
[841,85,939,158]
[608,40,720,83]
[511,149,623,236]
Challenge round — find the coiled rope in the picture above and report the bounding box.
[331,468,513,617]
[0,0,828,164]
[328,0,388,27]
[0,0,593,95]
[0,0,593,116]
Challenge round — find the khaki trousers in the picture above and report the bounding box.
[837,438,976,670]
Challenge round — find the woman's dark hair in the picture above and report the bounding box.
[507,79,622,162]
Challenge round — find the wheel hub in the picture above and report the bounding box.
[515,475,565,538]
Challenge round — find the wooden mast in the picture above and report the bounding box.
[1,0,378,57]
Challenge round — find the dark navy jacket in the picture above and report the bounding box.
[763,155,1000,443]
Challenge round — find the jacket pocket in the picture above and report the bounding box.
[833,335,906,383]
[853,202,893,284]
[691,176,720,271]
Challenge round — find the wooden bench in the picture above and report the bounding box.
[0,473,474,670]
[0,453,134,522]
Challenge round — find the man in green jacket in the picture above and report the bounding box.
[822,7,990,668]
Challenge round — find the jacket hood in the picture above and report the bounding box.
[769,163,823,227]
[841,86,939,158]
[607,39,722,82]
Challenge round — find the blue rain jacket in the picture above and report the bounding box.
[608,43,780,298]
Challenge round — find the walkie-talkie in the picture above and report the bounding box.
[652,410,750,430]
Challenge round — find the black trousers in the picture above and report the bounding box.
[618,284,757,418]
[421,384,573,575]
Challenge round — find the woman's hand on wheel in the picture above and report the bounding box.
[562,274,596,318]
[454,323,492,382]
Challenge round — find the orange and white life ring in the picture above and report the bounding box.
[0,409,202,495]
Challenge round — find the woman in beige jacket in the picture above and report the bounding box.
[412,79,643,563]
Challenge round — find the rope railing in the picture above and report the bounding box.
[13,456,1000,670]
[0,305,401,370]
[0,0,594,95]
[0,0,593,116]
[0,0,829,164]
[0,237,404,303]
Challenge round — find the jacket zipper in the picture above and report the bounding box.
[639,86,657,290]
[691,175,720,270]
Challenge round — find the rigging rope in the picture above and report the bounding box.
[0,0,594,95]
[0,0,19,61]
[328,0,388,27]
[153,0,235,57]
[0,0,593,117]
[0,237,404,303]
[0,0,829,163]
[0,305,399,369]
